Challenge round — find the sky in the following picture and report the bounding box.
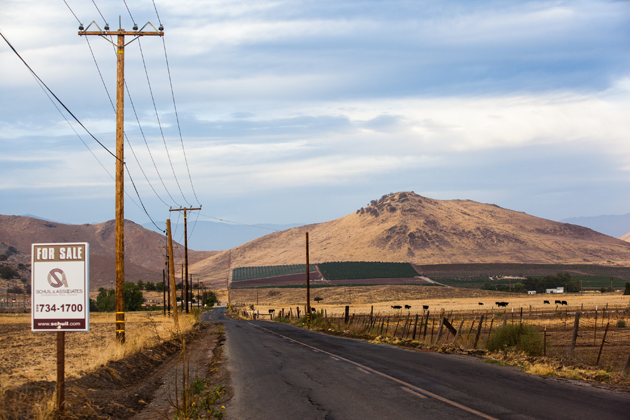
[1,0,629,230]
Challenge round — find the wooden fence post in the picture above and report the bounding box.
[412,314,419,340]
[435,317,445,344]
[344,306,349,324]
[423,310,430,339]
[543,325,547,357]
[452,318,465,344]
[622,351,630,376]
[569,311,580,359]
[473,315,485,348]
[502,311,508,327]
[430,315,435,343]
[596,321,610,366]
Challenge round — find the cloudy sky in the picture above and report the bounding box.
[1,0,629,230]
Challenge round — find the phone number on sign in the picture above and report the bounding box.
[36,304,83,313]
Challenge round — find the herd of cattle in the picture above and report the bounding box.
[266,300,570,315]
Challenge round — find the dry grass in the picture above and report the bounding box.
[0,312,197,390]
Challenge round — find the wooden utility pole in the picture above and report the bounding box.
[166,220,178,324]
[170,207,201,313]
[177,263,185,311]
[306,232,311,325]
[80,19,163,342]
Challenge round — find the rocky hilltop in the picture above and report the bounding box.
[191,192,630,287]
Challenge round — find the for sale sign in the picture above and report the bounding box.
[31,243,89,332]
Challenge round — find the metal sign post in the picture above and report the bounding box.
[31,242,89,414]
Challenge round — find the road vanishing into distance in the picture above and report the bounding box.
[202,308,630,420]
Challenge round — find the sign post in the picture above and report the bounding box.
[31,243,89,414]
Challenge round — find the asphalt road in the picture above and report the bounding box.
[203,307,630,420]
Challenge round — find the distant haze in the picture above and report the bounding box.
[561,214,630,239]
[142,221,305,251]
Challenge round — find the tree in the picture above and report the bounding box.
[600,287,607,293]
[124,281,145,311]
[137,279,145,290]
[203,290,217,307]
[156,282,164,292]
[0,265,18,280]
[7,285,23,294]
[624,282,630,296]
[96,288,116,312]
[89,298,98,312]
[145,281,156,291]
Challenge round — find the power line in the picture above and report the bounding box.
[161,36,200,205]
[197,213,281,232]
[62,0,81,24]
[137,38,190,205]
[0,29,118,161]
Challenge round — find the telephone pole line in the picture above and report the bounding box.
[169,207,201,313]
[79,18,163,343]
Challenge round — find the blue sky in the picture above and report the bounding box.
[1,0,629,229]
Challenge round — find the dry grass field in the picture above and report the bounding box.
[0,312,196,392]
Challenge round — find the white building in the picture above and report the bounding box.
[545,287,564,294]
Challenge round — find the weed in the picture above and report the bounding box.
[616,319,626,328]
[486,324,543,356]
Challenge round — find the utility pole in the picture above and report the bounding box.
[166,220,178,325]
[176,263,185,311]
[306,232,311,325]
[169,207,201,313]
[80,18,163,343]
[158,243,178,317]
[226,250,232,308]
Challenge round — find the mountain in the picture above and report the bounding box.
[560,214,630,238]
[191,192,630,288]
[0,215,215,291]
[141,221,304,251]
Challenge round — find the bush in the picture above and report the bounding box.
[486,324,543,356]
[624,282,630,296]
[617,319,626,328]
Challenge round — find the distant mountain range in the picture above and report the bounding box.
[141,221,304,251]
[561,214,630,238]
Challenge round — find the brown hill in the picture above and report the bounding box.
[0,215,215,290]
[191,192,630,287]
[620,232,630,242]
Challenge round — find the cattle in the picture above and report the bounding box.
[404,305,411,310]
[391,305,402,310]
[496,302,509,307]
[544,300,550,304]
[423,305,429,310]
[311,307,316,312]
[478,302,484,306]
[561,301,568,306]
[268,309,275,314]
[555,300,562,305]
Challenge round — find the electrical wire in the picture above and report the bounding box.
[62,0,81,24]
[122,0,135,23]
[0,29,118,161]
[137,38,190,205]
[91,0,108,25]
[197,214,280,232]
[161,36,200,205]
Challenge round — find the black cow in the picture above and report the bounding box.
[423,305,429,310]
[478,302,484,306]
[561,301,568,306]
[555,300,562,305]
[404,305,412,310]
[392,305,402,310]
[311,307,316,312]
[268,309,275,314]
[496,302,509,307]
[544,300,550,304]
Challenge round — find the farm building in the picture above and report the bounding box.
[545,287,564,294]
[527,290,536,295]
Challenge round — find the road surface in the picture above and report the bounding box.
[203,307,630,419]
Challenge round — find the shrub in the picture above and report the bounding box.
[486,324,543,356]
[617,319,626,328]
[624,282,630,296]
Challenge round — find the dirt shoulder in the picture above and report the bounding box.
[1,320,231,419]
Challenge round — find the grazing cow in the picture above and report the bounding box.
[423,305,429,310]
[311,307,316,312]
[478,302,484,306]
[544,300,550,304]
[561,301,568,306]
[268,309,275,314]
[404,305,412,310]
[391,305,402,310]
[496,302,509,307]
[555,300,562,305]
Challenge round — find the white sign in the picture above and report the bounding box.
[31,243,89,332]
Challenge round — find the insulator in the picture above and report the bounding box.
[104,23,110,30]
[158,24,164,31]
[133,24,138,30]
[78,24,84,31]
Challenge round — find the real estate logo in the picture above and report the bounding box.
[47,268,68,288]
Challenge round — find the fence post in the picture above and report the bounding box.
[423,310,430,339]
[344,306,349,324]
[474,315,485,349]
[430,315,435,343]
[594,308,597,345]
[452,318,465,344]
[412,314,419,340]
[569,311,580,359]
[622,350,630,376]
[435,317,445,344]
[487,315,494,341]
[596,321,610,366]
[543,325,547,357]
[502,310,508,327]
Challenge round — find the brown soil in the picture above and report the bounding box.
[0,321,231,419]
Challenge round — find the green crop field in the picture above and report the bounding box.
[317,262,419,280]
[232,264,318,282]
[572,276,629,290]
